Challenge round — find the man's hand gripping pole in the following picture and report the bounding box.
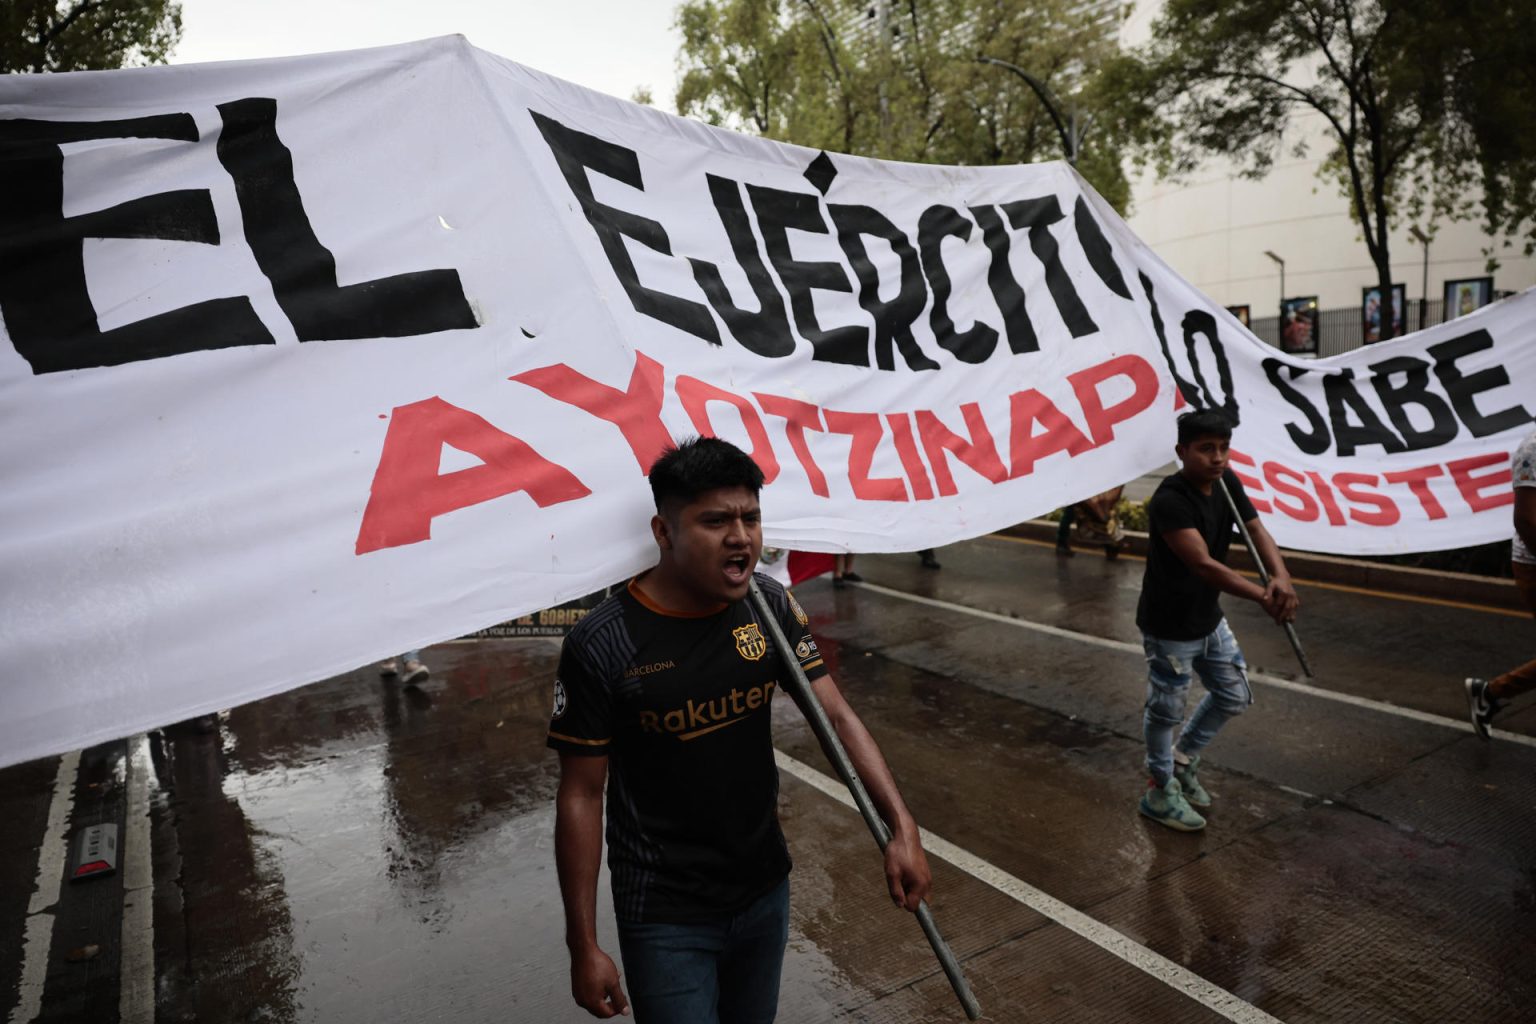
[1218,478,1315,678]
[747,577,982,1021]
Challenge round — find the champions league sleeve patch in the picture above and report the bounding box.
[551,677,568,719]
[787,590,809,626]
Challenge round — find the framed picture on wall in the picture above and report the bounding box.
[1444,277,1493,320]
[1279,296,1319,354]
[1362,283,1405,342]
[1226,305,1251,327]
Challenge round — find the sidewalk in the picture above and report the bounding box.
[1000,520,1525,613]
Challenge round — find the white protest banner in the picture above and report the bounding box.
[1,37,1530,767]
[1199,295,1533,556]
[1092,192,1536,556]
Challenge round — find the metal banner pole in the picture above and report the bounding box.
[1218,479,1315,678]
[747,578,982,1021]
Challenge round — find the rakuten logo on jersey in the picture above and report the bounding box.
[638,681,777,741]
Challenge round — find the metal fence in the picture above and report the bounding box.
[1248,297,1449,356]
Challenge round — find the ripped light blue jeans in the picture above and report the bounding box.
[1143,619,1253,785]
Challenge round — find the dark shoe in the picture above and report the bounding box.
[1055,543,1074,558]
[1104,544,1120,560]
[832,575,847,589]
[919,552,941,569]
[1465,677,1502,740]
[841,571,863,583]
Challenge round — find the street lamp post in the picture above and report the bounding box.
[1263,250,1285,322]
[977,55,1079,165]
[1409,226,1431,331]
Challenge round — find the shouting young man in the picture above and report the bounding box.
[549,437,932,1021]
[1136,410,1300,831]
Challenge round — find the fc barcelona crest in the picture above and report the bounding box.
[733,623,767,661]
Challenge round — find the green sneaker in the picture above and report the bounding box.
[1174,754,1211,809]
[1139,777,1206,832]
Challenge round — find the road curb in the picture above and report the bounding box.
[997,520,1525,613]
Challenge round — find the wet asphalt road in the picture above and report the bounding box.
[2,533,1533,1023]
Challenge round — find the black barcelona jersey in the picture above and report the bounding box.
[547,572,827,924]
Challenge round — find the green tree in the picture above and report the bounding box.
[673,0,1131,210]
[1103,0,1536,339]
[2,0,182,74]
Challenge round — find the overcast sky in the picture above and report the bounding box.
[170,0,686,110]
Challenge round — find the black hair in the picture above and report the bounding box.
[1176,408,1233,446]
[648,436,765,515]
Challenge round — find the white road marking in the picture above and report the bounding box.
[775,750,1286,1024]
[8,750,80,1024]
[853,581,1536,750]
[120,735,155,1024]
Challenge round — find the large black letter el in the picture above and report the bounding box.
[217,99,476,342]
[0,114,274,373]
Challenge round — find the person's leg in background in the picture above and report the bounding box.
[834,553,861,587]
[1056,507,1076,557]
[1466,562,1536,738]
[382,649,430,685]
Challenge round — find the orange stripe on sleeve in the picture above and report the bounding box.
[548,731,611,747]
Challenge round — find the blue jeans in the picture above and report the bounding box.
[1143,619,1252,784]
[618,878,790,1024]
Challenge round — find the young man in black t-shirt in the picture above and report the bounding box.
[550,437,931,1022]
[1136,410,1299,832]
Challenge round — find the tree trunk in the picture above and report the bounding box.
[1371,184,1395,340]
[1375,259,1395,342]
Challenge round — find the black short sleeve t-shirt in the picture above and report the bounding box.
[1136,469,1258,641]
[547,572,827,925]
